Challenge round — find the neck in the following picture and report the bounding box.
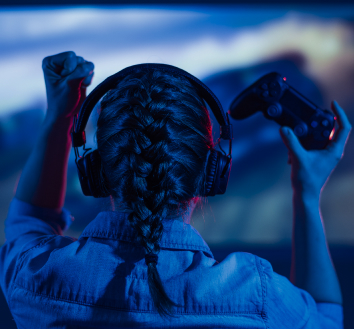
[113,204,196,224]
[109,197,198,225]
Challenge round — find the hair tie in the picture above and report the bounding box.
[145,253,158,266]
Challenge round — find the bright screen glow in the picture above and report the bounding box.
[1,5,354,246]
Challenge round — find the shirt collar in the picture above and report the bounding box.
[79,211,213,258]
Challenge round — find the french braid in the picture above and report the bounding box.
[96,69,214,318]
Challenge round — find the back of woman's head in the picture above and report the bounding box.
[95,68,214,318]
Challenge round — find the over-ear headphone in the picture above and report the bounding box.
[71,63,233,198]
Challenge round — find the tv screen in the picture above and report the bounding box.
[1,5,354,247]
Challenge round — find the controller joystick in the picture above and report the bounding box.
[267,104,282,118]
[294,123,308,137]
[228,72,336,150]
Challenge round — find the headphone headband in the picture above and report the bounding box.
[71,63,233,198]
[71,63,233,148]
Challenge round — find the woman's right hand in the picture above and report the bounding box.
[279,100,352,195]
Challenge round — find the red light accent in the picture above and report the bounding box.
[110,195,115,211]
[13,171,22,195]
[334,116,337,120]
[283,77,286,81]
[329,128,335,140]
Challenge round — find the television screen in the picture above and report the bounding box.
[1,5,354,247]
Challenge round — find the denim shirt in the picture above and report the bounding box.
[0,197,343,329]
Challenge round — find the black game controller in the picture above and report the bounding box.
[228,72,336,150]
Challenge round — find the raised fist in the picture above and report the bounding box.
[42,51,94,122]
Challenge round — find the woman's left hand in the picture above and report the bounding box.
[42,51,94,122]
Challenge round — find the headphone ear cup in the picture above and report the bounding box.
[76,149,110,198]
[203,149,232,197]
[204,149,218,196]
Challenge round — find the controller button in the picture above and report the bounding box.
[311,121,318,128]
[269,82,277,89]
[262,91,269,97]
[322,120,329,127]
[269,89,278,97]
[261,83,268,90]
[322,130,330,138]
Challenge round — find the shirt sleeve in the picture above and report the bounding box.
[4,197,74,241]
[257,256,343,329]
[0,197,75,303]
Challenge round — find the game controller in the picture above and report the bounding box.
[228,72,336,150]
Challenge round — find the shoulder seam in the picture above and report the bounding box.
[254,256,269,329]
[13,235,57,283]
[9,235,57,311]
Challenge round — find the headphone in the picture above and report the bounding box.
[71,63,233,198]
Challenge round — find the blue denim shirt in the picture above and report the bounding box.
[0,197,343,329]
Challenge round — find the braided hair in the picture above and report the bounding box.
[95,69,214,318]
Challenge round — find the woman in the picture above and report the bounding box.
[0,51,351,328]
